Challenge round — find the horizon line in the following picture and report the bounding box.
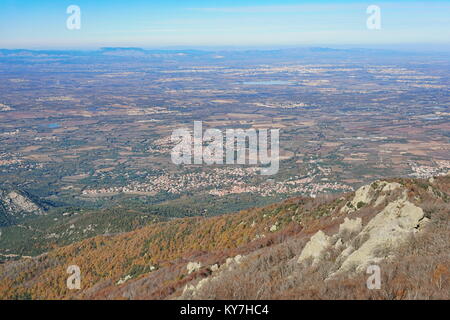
[2,43,450,53]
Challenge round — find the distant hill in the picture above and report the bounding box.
[0,175,448,300]
[0,189,45,226]
[0,46,443,65]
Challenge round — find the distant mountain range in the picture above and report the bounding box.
[0,46,445,64]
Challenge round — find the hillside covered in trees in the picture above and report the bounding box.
[0,175,448,300]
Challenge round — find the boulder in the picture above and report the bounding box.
[297,230,331,265]
[210,264,219,272]
[269,223,278,232]
[187,261,202,274]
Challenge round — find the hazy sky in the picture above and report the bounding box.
[1,0,449,49]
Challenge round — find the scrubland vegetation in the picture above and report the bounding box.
[0,176,448,300]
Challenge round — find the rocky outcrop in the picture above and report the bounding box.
[341,181,403,213]
[297,230,331,265]
[0,189,45,226]
[186,261,202,274]
[339,217,362,235]
[210,264,219,272]
[298,178,429,281]
[0,189,44,218]
[297,217,362,266]
[269,223,279,232]
[116,275,132,285]
[182,255,245,298]
[182,278,210,296]
[332,199,425,276]
[226,255,243,267]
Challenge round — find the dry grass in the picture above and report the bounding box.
[186,182,450,300]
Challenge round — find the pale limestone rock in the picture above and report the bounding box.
[339,217,362,235]
[252,234,266,241]
[224,255,243,269]
[381,182,402,192]
[374,195,386,207]
[225,257,234,266]
[210,264,219,272]
[116,275,132,285]
[182,277,212,297]
[333,199,424,275]
[417,217,430,231]
[187,261,202,274]
[351,184,375,206]
[183,256,245,298]
[1,190,43,216]
[374,182,403,206]
[297,230,331,264]
[341,181,404,213]
[183,284,196,295]
[341,184,375,213]
[338,245,355,261]
[196,278,209,291]
[334,238,344,250]
[234,255,243,265]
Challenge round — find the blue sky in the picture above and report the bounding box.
[0,0,449,49]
